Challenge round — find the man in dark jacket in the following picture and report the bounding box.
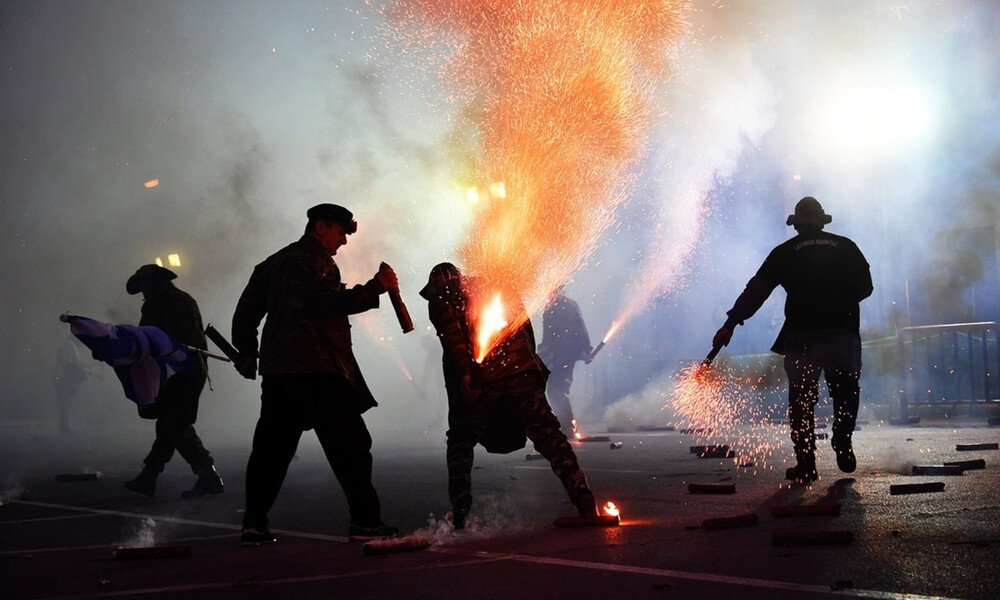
[420,263,599,529]
[713,197,873,482]
[232,203,398,547]
[538,288,592,433]
[123,264,223,499]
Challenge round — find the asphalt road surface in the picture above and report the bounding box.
[2,418,999,600]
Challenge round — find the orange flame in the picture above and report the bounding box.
[603,501,620,518]
[601,320,622,344]
[474,293,508,363]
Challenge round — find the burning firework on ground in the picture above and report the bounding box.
[666,357,786,472]
[382,1,690,358]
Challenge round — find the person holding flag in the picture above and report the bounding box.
[121,264,224,499]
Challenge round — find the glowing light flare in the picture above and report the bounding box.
[144,179,159,188]
[603,501,620,518]
[489,181,506,199]
[474,293,508,363]
[167,253,181,267]
[466,186,480,204]
[804,72,938,166]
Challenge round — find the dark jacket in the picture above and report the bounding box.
[725,229,873,353]
[139,282,207,374]
[232,235,383,404]
[538,294,591,368]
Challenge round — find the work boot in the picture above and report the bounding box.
[241,527,277,547]
[784,457,818,483]
[832,435,857,473]
[181,466,224,499]
[348,522,399,541]
[124,467,158,497]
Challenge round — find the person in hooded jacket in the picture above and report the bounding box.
[420,263,599,529]
[123,264,223,499]
[713,197,872,483]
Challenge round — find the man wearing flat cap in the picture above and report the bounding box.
[123,264,224,499]
[231,203,399,546]
[712,197,873,483]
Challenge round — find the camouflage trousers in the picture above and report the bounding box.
[446,371,590,517]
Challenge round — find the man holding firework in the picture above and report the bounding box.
[537,287,593,434]
[231,203,399,546]
[712,197,872,483]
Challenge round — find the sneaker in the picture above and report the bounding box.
[785,460,818,483]
[124,469,157,497]
[348,522,399,541]
[832,437,857,473]
[181,466,224,499]
[241,528,277,547]
[575,490,600,519]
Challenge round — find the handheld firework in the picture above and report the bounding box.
[205,324,240,362]
[205,324,254,379]
[588,320,620,362]
[702,343,723,367]
[381,262,413,334]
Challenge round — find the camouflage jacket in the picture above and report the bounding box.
[424,277,548,388]
[232,234,382,388]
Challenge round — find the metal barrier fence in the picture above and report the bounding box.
[895,322,1000,420]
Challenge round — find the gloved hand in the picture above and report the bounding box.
[712,326,733,349]
[234,356,257,380]
[375,262,398,293]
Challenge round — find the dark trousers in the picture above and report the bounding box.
[243,373,382,531]
[143,371,213,474]
[545,365,576,432]
[446,372,588,516]
[783,330,862,462]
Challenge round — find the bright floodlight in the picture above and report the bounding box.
[806,73,937,166]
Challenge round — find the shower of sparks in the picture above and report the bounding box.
[382,0,690,359]
[667,359,787,472]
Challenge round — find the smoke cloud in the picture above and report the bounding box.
[2,1,999,454]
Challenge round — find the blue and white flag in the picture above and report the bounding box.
[60,314,191,413]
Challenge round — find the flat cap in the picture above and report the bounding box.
[307,203,357,234]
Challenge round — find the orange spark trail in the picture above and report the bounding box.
[668,359,786,472]
[384,0,690,360]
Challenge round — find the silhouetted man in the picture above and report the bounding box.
[232,203,399,546]
[713,197,872,482]
[538,288,592,433]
